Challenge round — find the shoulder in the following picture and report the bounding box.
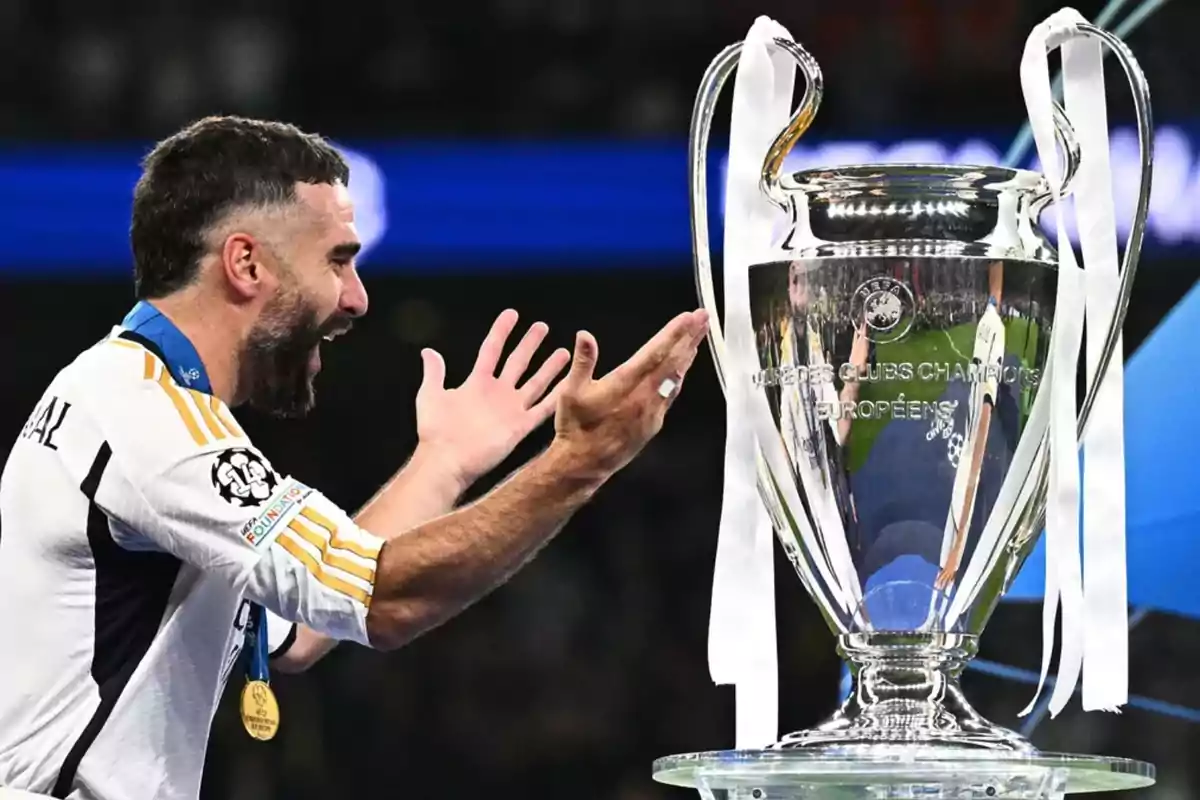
[73,331,254,476]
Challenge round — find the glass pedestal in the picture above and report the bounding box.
[652,748,1155,799]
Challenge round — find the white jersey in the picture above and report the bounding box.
[0,329,385,800]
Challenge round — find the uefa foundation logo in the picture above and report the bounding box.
[852,276,915,344]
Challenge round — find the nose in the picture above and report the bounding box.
[340,265,369,318]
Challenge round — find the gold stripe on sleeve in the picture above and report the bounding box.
[298,506,381,560]
[210,396,245,438]
[154,369,208,446]
[286,518,377,583]
[188,389,228,442]
[277,532,372,606]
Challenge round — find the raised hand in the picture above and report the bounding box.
[415,309,571,490]
[553,310,709,476]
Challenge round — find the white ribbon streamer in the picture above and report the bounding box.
[1017,7,1128,717]
[1018,13,1085,717]
[707,15,795,748]
[1065,21,1129,714]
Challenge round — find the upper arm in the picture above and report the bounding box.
[89,343,385,647]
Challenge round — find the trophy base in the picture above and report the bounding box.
[775,634,1036,753]
[653,634,1154,796]
[651,749,1156,798]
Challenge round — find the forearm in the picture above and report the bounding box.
[365,440,606,650]
[273,444,467,672]
[355,444,467,540]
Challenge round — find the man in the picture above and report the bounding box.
[0,116,708,800]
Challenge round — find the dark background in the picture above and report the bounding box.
[1,0,1198,798]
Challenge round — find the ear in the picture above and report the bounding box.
[219,233,269,301]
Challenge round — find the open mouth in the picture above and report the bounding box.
[313,327,351,372]
[321,324,352,343]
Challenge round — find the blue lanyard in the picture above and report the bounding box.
[246,603,270,683]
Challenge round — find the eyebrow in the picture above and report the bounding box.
[327,242,362,262]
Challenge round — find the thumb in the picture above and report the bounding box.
[419,348,446,393]
[565,331,598,388]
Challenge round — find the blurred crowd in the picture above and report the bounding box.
[1,0,1196,141]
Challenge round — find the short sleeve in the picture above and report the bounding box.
[88,341,383,646]
[244,491,383,646]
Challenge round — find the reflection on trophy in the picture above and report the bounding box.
[655,8,1156,799]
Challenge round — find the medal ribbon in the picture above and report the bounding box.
[240,603,281,741]
[247,603,270,685]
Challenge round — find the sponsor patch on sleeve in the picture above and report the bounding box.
[239,480,314,548]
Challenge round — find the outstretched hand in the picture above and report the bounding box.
[553,310,709,476]
[415,309,571,491]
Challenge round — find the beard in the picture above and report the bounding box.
[239,287,351,419]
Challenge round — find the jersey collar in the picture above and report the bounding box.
[120,301,213,395]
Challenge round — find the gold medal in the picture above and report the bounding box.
[240,679,280,741]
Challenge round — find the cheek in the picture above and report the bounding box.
[324,278,344,315]
[306,274,341,319]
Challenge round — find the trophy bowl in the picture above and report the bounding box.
[655,13,1156,799]
[748,163,1061,753]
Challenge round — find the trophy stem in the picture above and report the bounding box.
[774,633,1035,752]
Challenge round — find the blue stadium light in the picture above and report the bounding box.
[0,126,1196,275]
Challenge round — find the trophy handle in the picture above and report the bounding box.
[1067,22,1153,434]
[1028,102,1083,217]
[688,37,824,389]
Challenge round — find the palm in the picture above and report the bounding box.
[415,310,571,488]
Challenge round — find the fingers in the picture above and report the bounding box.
[524,349,571,428]
[652,320,708,408]
[565,330,599,389]
[603,311,705,395]
[529,379,566,423]
[674,321,709,376]
[500,321,550,385]
[472,309,520,377]
[519,347,571,406]
[419,348,446,393]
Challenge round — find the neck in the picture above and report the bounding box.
[147,291,245,405]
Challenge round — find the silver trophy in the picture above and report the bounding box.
[654,11,1156,800]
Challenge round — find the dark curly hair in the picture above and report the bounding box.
[130,116,349,299]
